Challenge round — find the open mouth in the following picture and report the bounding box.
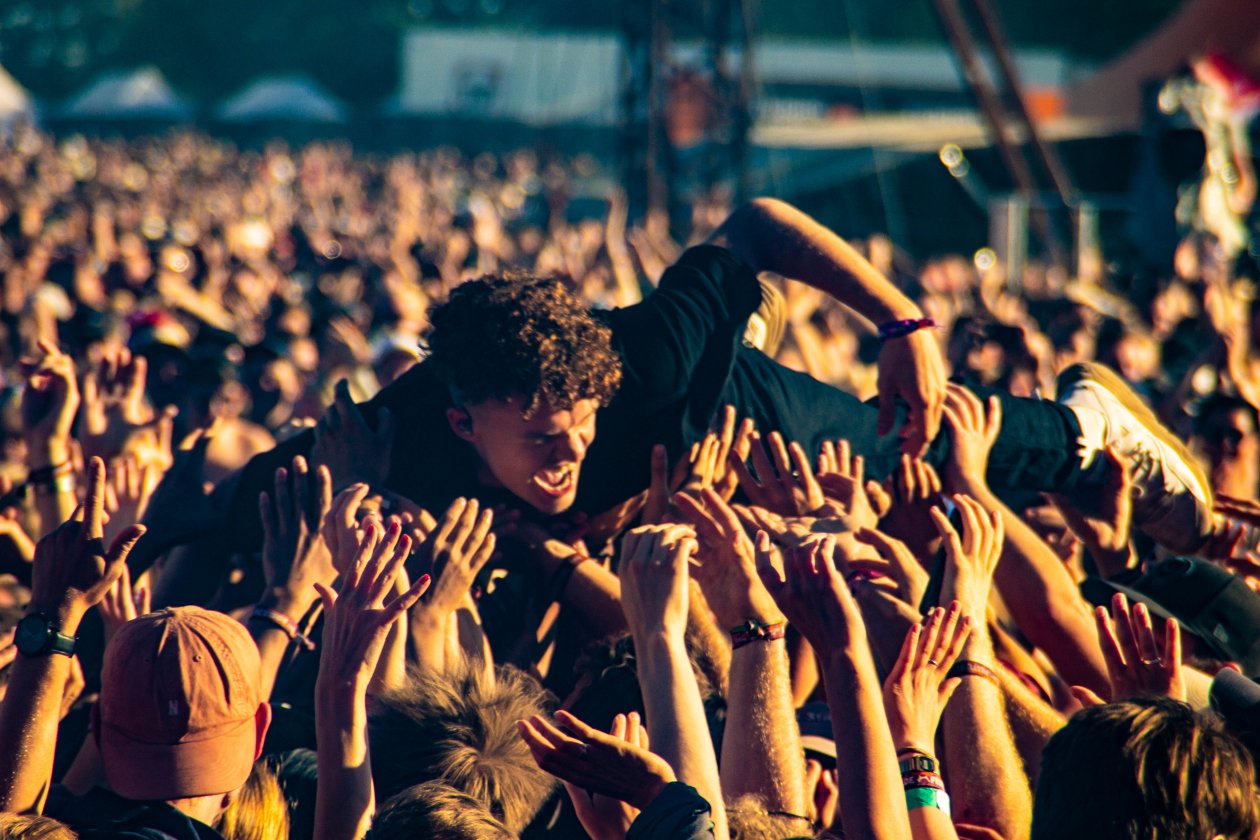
[532,464,576,498]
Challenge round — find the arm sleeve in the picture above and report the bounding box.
[627,782,716,840]
[605,245,762,411]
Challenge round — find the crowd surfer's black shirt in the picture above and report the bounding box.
[218,245,763,551]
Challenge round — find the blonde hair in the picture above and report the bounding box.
[215,759,290,840]
[0,814,77,840]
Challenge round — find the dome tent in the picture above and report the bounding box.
[216,75,348,123]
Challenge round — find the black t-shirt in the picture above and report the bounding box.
[45,786,225,840]
[216,244,763,551]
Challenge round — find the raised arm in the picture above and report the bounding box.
[313,518,429,840]
[940,384,1109,695]
[709,198,945,455]
[756,533,912,840]
[407,496,496,676]
[0,458,144,814]
[252,457,336,700]
[619,523,729,840]
[20,341,80,535]
[674,489,806,822]
[932,496,1032,840]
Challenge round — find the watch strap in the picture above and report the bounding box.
[47,629,76,657]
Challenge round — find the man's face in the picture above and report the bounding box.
[453,396,599,514]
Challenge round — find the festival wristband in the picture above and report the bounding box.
[899,753,938,775]
[947,659,1002,687]
[730,619,786,650]
[902,772,946,792]
[878,317,937,341]
[905,786,951,815]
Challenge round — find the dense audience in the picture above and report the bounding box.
[0,123,1259,840]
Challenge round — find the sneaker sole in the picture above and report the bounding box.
[1058,361,1214,542]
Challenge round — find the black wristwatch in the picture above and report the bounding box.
[15,612,76,658]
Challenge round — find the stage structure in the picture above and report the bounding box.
[619,0,757,231]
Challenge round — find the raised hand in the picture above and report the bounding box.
[618,524,697,642]
[931,494,1004,622]
[29,457,146,624]
[877,328,947,458]
[878,454,944,557]
[882,601,971,756]
[413,497,496,618]
[259,456,336,617]
[940,383,1001,494]
[1092,592,1185,703]
[1047,446,1134,577]
[103,454,163,547]
[682,406,752,500]
[674,489,782,629]
[853,526,931,608]
[312,379,394,492]
[731,503,816,550]
[816,438,889,529]
[730,431,834,517]
[755,532,866,654]
[98,563,150,644]
[80,346,164,463]
[518,709,676,820]
[314,518,429,696]
[20,340,79,463]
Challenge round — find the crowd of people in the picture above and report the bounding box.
[0,124,1259,839]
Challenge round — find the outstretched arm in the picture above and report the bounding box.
[620,524,729,840]
[0,458,145,814]
[709,198,945,455]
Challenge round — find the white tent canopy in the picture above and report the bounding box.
[217,75,348,123]
[61,67,191,120]
[0,66,32,124]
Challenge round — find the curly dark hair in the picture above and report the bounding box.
[425,273,621,417]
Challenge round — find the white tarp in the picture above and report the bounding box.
[217,75,348,123]
[62,67,191,120]
[398,28,1075,127]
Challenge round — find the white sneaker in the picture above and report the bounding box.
[1057,362,1213,553]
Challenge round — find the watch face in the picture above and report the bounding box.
[15,614,49,655]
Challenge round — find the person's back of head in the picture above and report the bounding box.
[1033,696,1260,840]
[98,606,270,803]
[369,665,555,833]
[369,782,516,840]
[214,759,290,840]
[270,749,318,840]
[0,814,76,840]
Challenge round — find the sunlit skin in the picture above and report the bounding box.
[447,396,600,515]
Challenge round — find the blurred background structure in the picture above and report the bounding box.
[0,0,1257,269]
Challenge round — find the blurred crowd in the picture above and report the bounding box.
[1,123,1260,840]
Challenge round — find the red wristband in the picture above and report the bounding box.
[730,619,786,649]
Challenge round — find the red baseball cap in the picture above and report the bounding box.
[99,606,264,801]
